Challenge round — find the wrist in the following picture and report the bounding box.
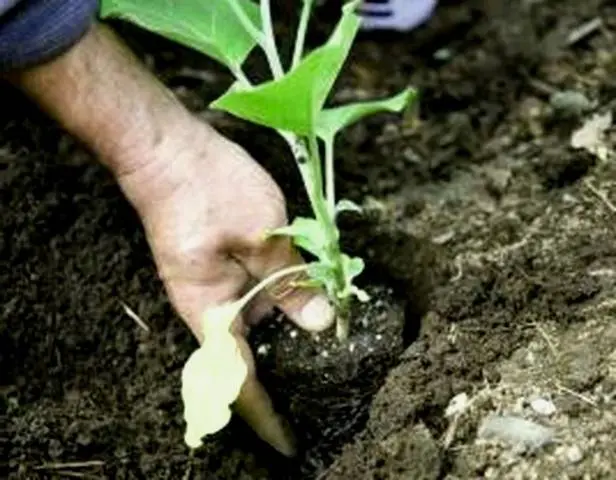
[113,119,220,218]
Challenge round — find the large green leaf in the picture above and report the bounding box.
[211,1,362,135]
[99,0,260,70]
[316,88,416,141]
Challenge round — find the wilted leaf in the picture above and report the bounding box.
[570,111,613,161]
[335,198,363,215]
[181,304,248,449]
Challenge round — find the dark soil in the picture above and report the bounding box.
[4,0,616,478]
[250,283,408,477]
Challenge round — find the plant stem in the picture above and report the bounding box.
[225,0,283,80]
[303,135,351,342]
[231,66,252,87]
[278,132,323,222]
[291,0,313,69]
[324,137,336,216]
[236,264,311,312]
[335,307,350,341]
[226,6,353,342]
[260,0,285,79]
[225,0,265,46]
[307,134,324,210]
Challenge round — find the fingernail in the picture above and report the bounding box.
[299,296,334,332]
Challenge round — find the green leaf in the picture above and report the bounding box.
[267,217,329,259]
[335,199,363,215]
[307,262,338,298]
[211,0,362,135]
[341,254,365,282]
[350,285,370,302]
[316,88,416,140]
[99,0,260,70]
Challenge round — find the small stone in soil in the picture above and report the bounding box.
[349,343,356,353]
[529,397,556,416]
[445,392,470,418]
[563,445,584,464]
[257,344,270,356]
[321,350,329,358]
[478,415,555,452]
[289,329,298,339]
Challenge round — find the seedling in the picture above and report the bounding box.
[100,0,416,449]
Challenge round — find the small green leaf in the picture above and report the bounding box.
[307,262,338,298]
[316,88,416,140]
[350,285,370,302]
[267,217,329,259]
[341,254,365,282]
[211,0,362,134]
[335,199,363,215]
[99,0,260,70]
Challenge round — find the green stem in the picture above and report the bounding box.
[260,0,285,79]
[303,135,351,341]
[258,132,352,342]
[291,0,313,69]
[230,66,252,87]
[224,0,265,46]
[324,137,335,216]
[307,135,324,212]
[278,132,323,222]
[225,0,283,80]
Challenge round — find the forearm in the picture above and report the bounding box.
[2,11,220,217]
[6,22,196,174]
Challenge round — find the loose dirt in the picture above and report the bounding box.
[3,1,616,478]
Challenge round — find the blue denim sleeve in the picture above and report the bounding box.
[0,0,99,72]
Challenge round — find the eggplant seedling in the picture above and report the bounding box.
[100,0,416,450]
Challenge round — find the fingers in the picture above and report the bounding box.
[163,260,249,342]
[233,334,297,457]
[164,265,296,456]
[239,235,335,333]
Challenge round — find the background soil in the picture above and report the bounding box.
[3,0,616,478]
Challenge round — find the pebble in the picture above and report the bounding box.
[564,445,584,464]
[529,397,557,416]
[433,47,453,61]
[289,329,298,339]
[445,392,469,418]
[256,344,270,356]
[550,90,592,118]
[478,415,555,451]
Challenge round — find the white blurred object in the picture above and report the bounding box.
[478,415,555,452]
[529,397,557,417]
[359,0,438,31]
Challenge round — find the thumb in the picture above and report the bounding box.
[240,236,335,333]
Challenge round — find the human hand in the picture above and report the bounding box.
[117,121,334,455]
[10,22,332,456]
